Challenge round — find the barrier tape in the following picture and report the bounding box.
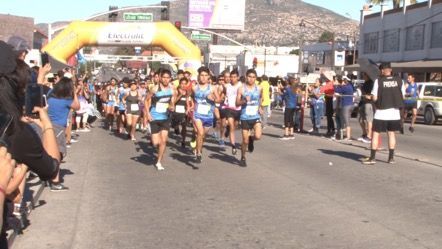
[314,93,442,102]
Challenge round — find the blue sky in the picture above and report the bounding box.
[1,0,383,23]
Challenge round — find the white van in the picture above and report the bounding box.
[416,82,442,125]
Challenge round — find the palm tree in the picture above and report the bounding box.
[368,0,417,9]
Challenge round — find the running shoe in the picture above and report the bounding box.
[232,146,237,155]
[49,182,69,192]
[155,163,165,171]
[248,135,254,153]
[387,158,396,164]
[131,137,136,141]
[280,135,290,140]
[307,128,314,133]
[196,154,202,163]
[70,138,78,143]
[409,126,415,133]
[219,139,225,146]
[77,128,91,132]
[362,137,371,144]
[190,140,196,149]
[361,157,376,165]
[289,134,295,140]
[239,157,247,167]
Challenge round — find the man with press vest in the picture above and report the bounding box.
[362,62,405,165]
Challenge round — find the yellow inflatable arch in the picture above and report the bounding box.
[42,21,201,75]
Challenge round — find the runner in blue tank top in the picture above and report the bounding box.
[145,69,177,170]
[402,74,419,133]
[235,69,263,167]
[191,66,220,164]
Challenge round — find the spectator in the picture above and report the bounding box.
[334,75,355,141]
[259,75,271,128]
[321,71,336,137]
[357,73,374,143]
[1,40,61,246]
[309,78,325,134]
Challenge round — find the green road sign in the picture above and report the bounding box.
[191,33,212,41]
[123,13,153,22]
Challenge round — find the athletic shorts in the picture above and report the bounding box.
[360,103,374,123]
[240,119,261,130]
[223,109,241,121]
[373,119,401,132]
[219,108,227,119]
[171,113,186,126]
[150,120,170,134]
[404,102,417,110]
[194,117,213,128]
[119,110,126,115]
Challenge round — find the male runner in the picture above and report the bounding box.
[236,69,263,167]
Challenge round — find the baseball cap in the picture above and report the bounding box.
[7,36,30,53]
[379,62,392,70]
[0,40,17,75]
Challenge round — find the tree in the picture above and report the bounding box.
[318,31,334,43]
[289,49,300,55]
[368,0,417,9]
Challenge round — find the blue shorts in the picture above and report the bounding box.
[194,117,213,128]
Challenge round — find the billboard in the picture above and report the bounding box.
[188,0,246,31]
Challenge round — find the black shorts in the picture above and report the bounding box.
[240,119,261,130]
[373,119,401,132]
[284,108,295,127]
[219,108,227,119]
[119,110,126,115]
[171,113,186,126]
[223,109,241,121]
[404,102,417,110]
[150,120,170,134]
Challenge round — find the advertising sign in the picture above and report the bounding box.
[97,23,156,45]
[188,0,245,30]
[334,50,346,67]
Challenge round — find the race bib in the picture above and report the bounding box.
[131,104,139,112]
[175,105,186,114]
[156,102,169,113]
[197,104,210,115]
[246,105,259,116]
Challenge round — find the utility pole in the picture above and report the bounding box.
[298,20,306,76]
[264,48,267,75]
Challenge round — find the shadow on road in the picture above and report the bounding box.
[318,149,365,162]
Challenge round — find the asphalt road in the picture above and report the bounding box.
[14,113,442,249]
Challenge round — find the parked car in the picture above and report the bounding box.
[416,82,442,125]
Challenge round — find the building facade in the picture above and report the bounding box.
[360,0,442,64]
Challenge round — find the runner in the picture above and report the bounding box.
[116,79,129,134]
[123,81,141,141]
[236,69,263,167]
[145,69,177,170]
[218,70,230,146]
[137,79,149,133]
[103,78,118,130]
[402,74,419,133]
[221,69,243,154]
[191,66,220,163]
[171,78,191,148]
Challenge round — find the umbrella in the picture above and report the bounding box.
[357,58,380,81]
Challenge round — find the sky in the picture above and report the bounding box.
[0,0,384,24]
